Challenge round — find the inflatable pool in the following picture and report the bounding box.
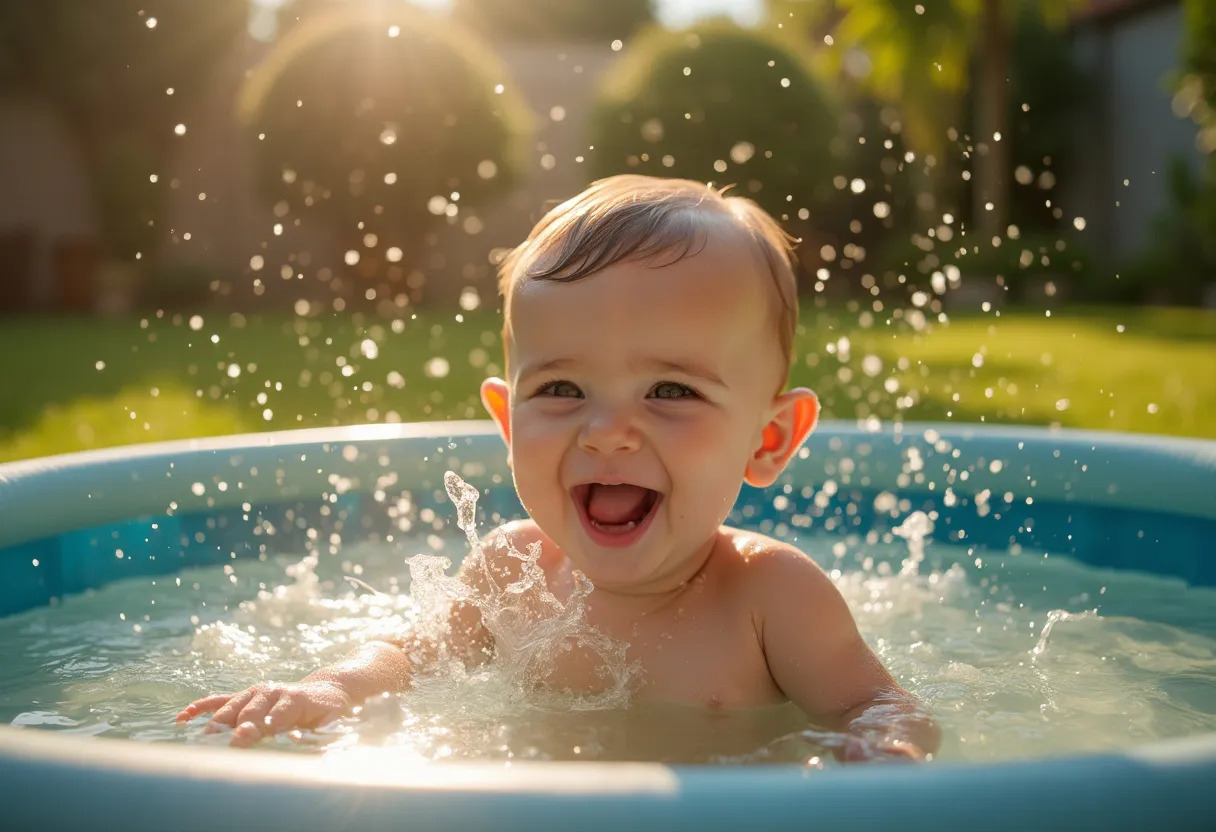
[1,421,1214,830]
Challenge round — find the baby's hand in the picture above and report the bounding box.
[175,680,352,747]
[842,735,928,763]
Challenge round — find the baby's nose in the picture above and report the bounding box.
[578,408,641,455]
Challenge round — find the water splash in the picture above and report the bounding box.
[894,511,934,575]
[1032,609,1097,661]
[430,471,640,711]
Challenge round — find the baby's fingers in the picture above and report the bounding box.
[229,720,265,748]
[202,689,256,732]
[175,693,235,724]
[263,694,303,735]
[231,695,322,748]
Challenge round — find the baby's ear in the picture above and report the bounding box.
[744,388,818,488]
[480,378,511,447]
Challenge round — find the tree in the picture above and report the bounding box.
[0,0,249,260]
[1177,0,1216,157]
[239,2,531,295]
[588,22,840,233]
[787,0,1081,239]
[452,0,655,42]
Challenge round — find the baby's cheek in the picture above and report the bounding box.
[508,445,561,515]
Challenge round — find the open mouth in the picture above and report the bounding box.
[571,482,662,545]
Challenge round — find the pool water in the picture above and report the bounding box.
[2,506,1214,766]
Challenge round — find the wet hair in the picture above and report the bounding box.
[497,174,800,376]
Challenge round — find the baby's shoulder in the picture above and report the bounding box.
[714,527,837,604]
[461,519,562,587]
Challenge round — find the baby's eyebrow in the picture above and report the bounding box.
[643,359,726,388]
[516,358,575,381]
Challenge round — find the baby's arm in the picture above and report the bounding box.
[752,546,941,761]
[175,538,499,747]
[174,640,413,747]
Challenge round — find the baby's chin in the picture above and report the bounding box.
[564,538,717,597]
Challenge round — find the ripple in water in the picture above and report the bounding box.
[1,473,1214,764]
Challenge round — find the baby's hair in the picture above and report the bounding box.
[497,174,800,375]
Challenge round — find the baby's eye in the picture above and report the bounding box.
[536,380,583,398]
[650,381,697,400]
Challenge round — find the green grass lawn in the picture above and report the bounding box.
[0,305,1212,463]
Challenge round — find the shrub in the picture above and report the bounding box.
[452,0,654,42]
[588,22,840,230]
[239,3,531,275]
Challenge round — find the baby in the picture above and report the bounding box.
[177,175,940,761]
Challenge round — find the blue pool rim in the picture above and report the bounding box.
[1,421,1214,831]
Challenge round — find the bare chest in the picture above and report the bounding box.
[533,590,783,711]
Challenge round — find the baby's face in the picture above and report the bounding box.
[499,236,786,594]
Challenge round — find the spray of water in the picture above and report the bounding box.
[402,473,639,715]
[894,511,935,576]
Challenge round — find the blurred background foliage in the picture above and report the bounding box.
[0,0,1213,461]
[453,0,656,42]
[589,22,838,232]
[0,0,248,262]
[240,2,530,288]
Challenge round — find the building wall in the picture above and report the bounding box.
[0,96,98,309]
[1068,1,1202,263]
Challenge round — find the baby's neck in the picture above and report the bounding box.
[575,533,721,613]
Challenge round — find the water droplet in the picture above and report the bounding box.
[729,141,755,164]
[425,357,450,379]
